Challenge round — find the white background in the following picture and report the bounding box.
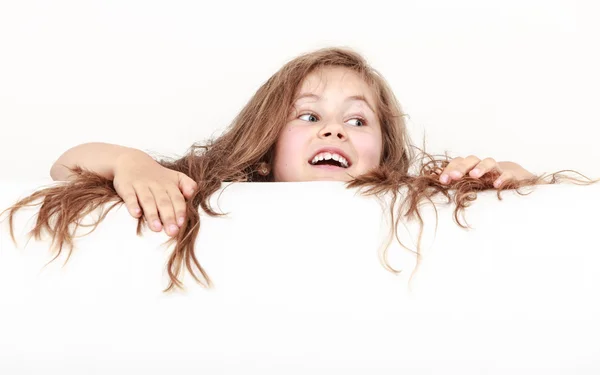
[2,2,600,372]
[1,0,599,181]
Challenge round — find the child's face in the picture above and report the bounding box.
[273,67,383,182]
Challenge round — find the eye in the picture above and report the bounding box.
[347,117,367,127]
[299,113,319,122]
[297,113,367,126]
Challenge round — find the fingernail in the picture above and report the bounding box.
[451,170,462,178]
[153,220,162,230]
[177,217,184,226]
[169,224,179,235]
[440,174,449,184]
[134,208,141,215]
[471,169,481,177]
[494,179,502,187]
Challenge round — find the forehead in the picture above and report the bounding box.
[297,67,376,102]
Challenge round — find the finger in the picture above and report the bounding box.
[439,157,462,184]
[135,185,163,232]
[494,171,514,188]
[469,157,501,178]
[167,186,188,227]
[178,173,198,199]
[117,184,142,218]
[149,185,179,237]
[440,156,481,184]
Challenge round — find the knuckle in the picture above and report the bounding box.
[476,164,488,172]
[132,181,149,189]
[453,163,469,173]
[172,196,186,208]
[465,155,480,163]
[148,181,164,191]
[173,200,186,211]
[139,196,155,206]
[174,192,186,203]
[459,164,471,173]
[144,213,158,223]
[161,214,175,224]
[157,198,172,208]
[122,194,137,204]
[482,157,496,165]
[446,161,460,169]
[169,186,184,196]
[168,187,186,201]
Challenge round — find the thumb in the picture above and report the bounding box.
[178,173,198,199]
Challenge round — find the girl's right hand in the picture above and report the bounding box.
[112,150,198,237]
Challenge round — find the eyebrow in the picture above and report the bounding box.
[294,93,377,115]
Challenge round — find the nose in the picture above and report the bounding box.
[318,121,348,141]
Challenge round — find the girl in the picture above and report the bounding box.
[2,47,596,291]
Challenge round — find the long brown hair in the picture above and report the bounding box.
[2,47,597,291]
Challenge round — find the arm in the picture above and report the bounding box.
[50,142,146,181]
[49,142,197,237]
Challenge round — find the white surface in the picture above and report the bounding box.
[1,179,600,373]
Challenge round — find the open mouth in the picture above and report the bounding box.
[309,152,350,169]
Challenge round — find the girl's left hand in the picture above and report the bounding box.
[438,156,536,188]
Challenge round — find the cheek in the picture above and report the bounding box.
[276,130,298,161]
[273,128,306,174]
[354,133,383,168]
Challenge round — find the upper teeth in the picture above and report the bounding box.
[310,152,349,168]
